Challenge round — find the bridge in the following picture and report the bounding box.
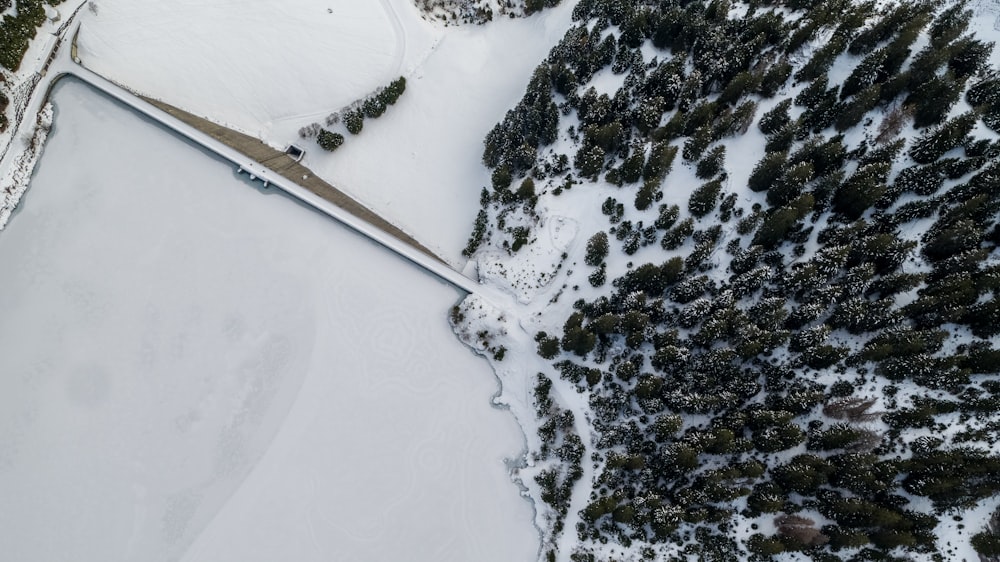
[29,18,490,297]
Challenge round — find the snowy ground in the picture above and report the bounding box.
[0,80,536,561]
[77,0,430,141]
[76,0,577,265]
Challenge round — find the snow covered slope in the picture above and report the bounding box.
[77,0,436,141]
[75,0,576,265]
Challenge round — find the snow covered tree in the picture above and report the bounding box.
[835,84,881,132]
[833,162,890,220]
[841,48,888,100]
[909,112,977,164]
[695,145,725,179]
[907,74,965,129]
[344,109,364,134]
[316,129,345,151]
[689,179,723,218]
[758,99,791,136]
[584,231,609,266]
[754,193,814,249]
[766,161,813,208]
[748,150,788,192]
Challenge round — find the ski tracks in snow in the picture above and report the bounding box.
[377,0,408,77]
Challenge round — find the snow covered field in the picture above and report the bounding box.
[76,0,576,265]
[77,0,425,141]
[0,80,536,561]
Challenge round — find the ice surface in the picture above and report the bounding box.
[0,79,536,561]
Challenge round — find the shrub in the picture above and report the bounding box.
[344,109,364,134]
[316,129,345,151]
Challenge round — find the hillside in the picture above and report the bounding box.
[456,0,1000,560]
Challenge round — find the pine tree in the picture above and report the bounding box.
[682,124,713,161]
[585,231,610,266]
[795,36,847,83]
[757,58,793,98]
[834,84,882,132]
[948,37,992,79]
[908,74,965,129]
[930,3,973,49]
[754,194,814,249]
[841,48,888,99]
[748,151,788,192]
[695,145,726,179]
[689,179,723,218]
[767,161,813,208]
[909,112,977,164]
[833,162,890,220]
[758,99,792,136]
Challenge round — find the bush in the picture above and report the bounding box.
[316,129,345,151]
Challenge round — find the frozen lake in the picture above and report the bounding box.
[0,79,536,561]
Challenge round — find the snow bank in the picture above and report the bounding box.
[0,103,52,229]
